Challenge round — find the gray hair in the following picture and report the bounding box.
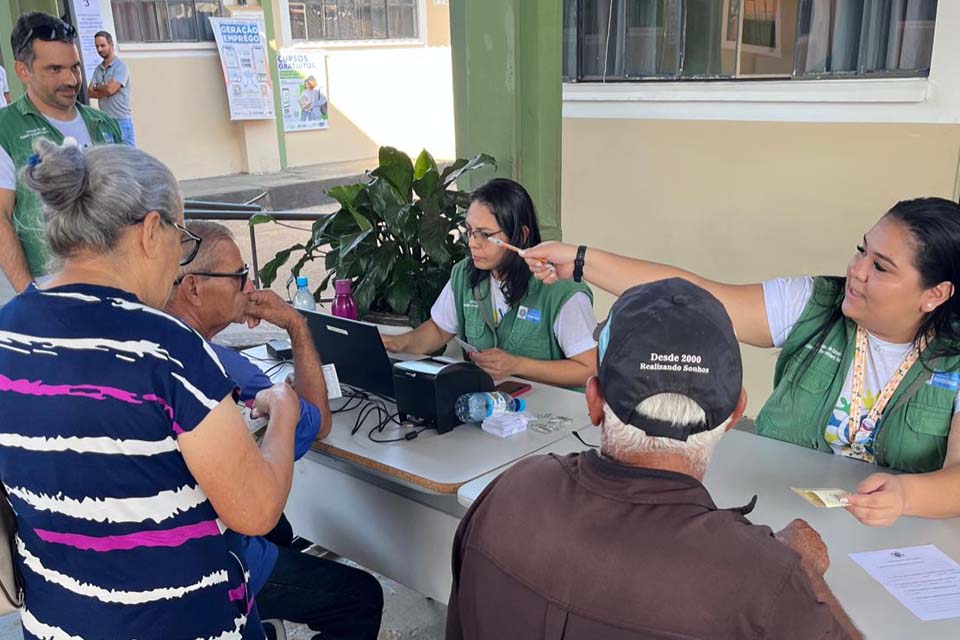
[20,138,181,260]
[175,221,237,279]
[601,393,727,477]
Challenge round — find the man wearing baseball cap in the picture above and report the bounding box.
[446,278,861,639]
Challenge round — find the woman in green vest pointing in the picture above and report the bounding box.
[523,197,960,527]
[382,178,598,388]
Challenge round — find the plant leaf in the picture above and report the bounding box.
[327,184,364,210]
[367,177,405,219]
[367,244,397,287]
[371,146,414,199]
[338,228,374,259]
[418,211,452,265]
[258,244,304,287]
[248,213,274,226]
[439,158,467,182]
[290,249,316,279]
[319,270,335,295]
[385,257,417,315]
[441,153,497,188]
[352,276,378,318]
[414,150,439,180]
[413,170,440,201]
[326,184,373,233]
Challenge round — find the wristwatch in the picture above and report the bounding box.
[573,245,587,283]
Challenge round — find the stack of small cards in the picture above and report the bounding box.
[482,412,530,438]
[791,487,848,508]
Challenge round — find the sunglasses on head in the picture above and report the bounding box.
[15,22,77,57]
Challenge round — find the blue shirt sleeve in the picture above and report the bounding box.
[212,343,322,459]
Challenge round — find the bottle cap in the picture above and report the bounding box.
[296,276,309,287]
[334,279,353,294]
[515,398,526,412]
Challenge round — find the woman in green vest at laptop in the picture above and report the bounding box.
[523,197,960,527]
[382,178,597,389]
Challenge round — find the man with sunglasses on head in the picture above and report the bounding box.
[165,221,384,640]
[0,12,123,305]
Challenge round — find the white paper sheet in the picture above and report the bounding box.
[455,337,479,354]
[850,545,960,621]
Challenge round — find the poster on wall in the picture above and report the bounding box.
[67,0,105,84]
[209,18,275,121]
[277,50,329,132]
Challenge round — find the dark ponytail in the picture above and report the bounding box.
[886,197,960,363]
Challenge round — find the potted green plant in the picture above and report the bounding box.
[253,146,495,326]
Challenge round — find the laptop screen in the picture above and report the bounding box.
[297,310,396,398]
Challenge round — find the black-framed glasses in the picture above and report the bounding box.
[14,22,77,58]
[174,222,202,266]
[464,227,504,242]
[175,265,249,290]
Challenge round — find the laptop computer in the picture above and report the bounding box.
[298,309,399,399]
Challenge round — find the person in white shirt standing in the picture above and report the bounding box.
[0,63,10,105]
[88,30,135,146]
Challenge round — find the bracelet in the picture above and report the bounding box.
[573,245,587,283]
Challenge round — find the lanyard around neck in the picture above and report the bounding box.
[847,324,925,442]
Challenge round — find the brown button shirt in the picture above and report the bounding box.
[447,451,849,640]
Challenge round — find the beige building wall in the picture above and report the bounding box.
[112,0,453,179]
[282,1,455,168]
[561,119,960,417]
[119,52,247,180]
[284,45,455,168]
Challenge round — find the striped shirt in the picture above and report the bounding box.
[0,283,263,639]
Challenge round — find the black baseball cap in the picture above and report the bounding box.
[595,278,743,441]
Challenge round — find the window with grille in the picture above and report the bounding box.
[289,0,420,42]
[563,0,937,82]
[112,0,224,43]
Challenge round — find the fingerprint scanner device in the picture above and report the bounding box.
[266,338,293,361]
[298,310,397,399]
[393,359,494,434]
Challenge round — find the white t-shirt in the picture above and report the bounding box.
[0,112,94,190]
[0,66,8,106]
[431,277,598,357]
[763,276,960,460]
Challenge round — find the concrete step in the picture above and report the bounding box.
[179,158,375,211]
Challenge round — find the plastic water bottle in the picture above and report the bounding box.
[454,392,526,423]
[331,279,358,320]
[292,276,316,311]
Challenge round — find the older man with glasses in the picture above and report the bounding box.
[0,12,123,306]
[164,220,384,640]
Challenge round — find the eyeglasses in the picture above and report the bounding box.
[14,22,77,58]
[174,222,202,266]
[175,265,249,290]
[464,227,504,242]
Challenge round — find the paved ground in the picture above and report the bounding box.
[0,546,447,639]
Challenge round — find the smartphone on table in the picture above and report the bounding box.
[495,380,532,398]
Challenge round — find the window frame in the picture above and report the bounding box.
[111,0,225,44]
[564,0,937,84]
[282,0,427,48]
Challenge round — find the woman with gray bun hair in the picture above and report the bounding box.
[0,138,299,639]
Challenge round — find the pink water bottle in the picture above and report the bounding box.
[331,279,358,320]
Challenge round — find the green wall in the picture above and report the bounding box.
[449,0,564,239]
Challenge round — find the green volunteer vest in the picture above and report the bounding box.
[0,95,123,276]
[755,276,960,473]
[450,258,593,386]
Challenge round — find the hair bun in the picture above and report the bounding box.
[20,137,89,210]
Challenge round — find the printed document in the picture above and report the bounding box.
[850,545,960,621]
